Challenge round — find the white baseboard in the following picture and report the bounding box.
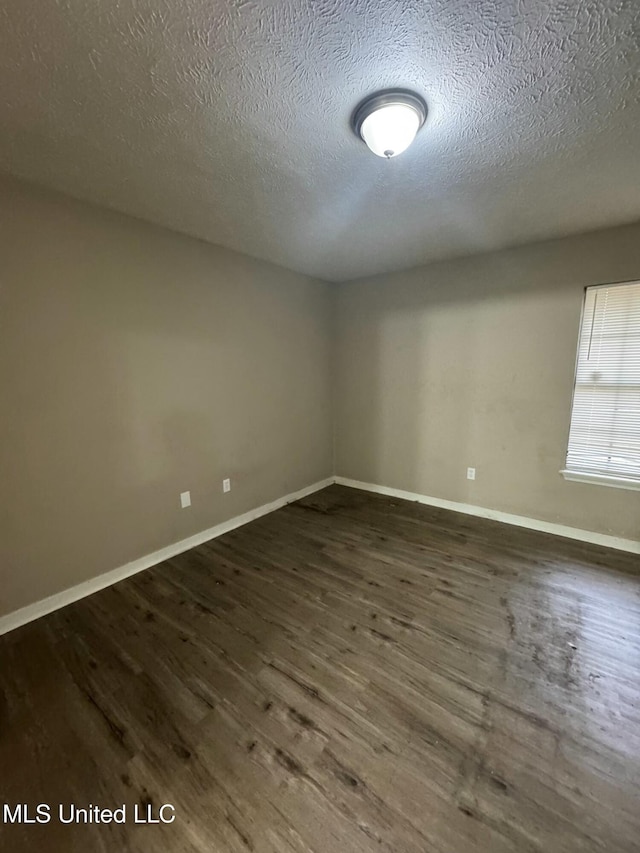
[334,476,640,555]
[0,478,333,637]
[4,474,637,637]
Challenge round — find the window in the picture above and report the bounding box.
[562,281,640,490]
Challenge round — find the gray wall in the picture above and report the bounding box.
[3,173,639,620]
[335,224,640,541]
[0,177,333,616]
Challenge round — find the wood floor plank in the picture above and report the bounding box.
[1,484,639,852]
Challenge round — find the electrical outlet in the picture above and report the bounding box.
[223,478,231,493]
[180,491,191,508]
[467,467,476,481]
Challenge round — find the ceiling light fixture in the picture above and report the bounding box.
[352,90,427,159]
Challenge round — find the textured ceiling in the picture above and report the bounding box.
[0,0,639,282]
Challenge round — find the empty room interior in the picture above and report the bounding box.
[1,1,640,851]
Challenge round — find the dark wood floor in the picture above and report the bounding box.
[1,485,639,852]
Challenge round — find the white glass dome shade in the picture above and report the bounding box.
[352,91,427,158]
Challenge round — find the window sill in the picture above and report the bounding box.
[560,470,640,492]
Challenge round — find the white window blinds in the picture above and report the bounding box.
[564,280,640,486]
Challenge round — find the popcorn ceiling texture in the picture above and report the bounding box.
[0,0,638,281]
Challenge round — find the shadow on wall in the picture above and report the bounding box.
[0,179,332,616]
[0,286,235,614]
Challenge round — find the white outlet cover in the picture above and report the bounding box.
[180,491,191,508]
[467,468,476,480]
[223,478,231,493]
